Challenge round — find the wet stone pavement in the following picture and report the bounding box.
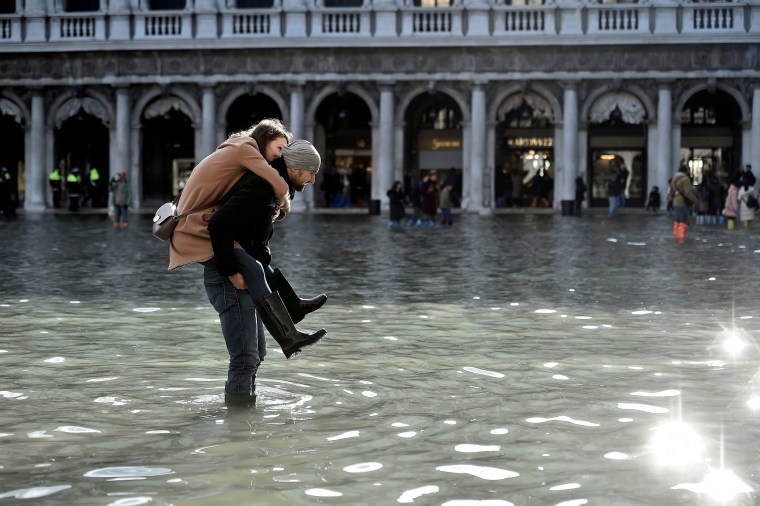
[0,211,759,505]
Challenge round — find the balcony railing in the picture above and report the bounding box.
[0,1,757,46]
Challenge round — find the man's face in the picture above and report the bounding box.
[264,137,288,162]
[287,169,316,192]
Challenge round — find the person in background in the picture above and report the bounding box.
[49,166,62,208]
[606,172,621,217]
[439,180,454,226]
[721,173,741,230]
[645,185,661,213]
[420,170,439,227]
[737,175,756,229]
[110,171,131,229]
[386,180,408,229]
[668,165,697,242]
[66,167,82,212]
[0,166,14,221]
[574,173,587,216]
[694,179,710,225]
[707,173,725,225]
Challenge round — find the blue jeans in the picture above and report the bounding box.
[608,196,618,217]
[203,262,266,396]
[114,205,128,224]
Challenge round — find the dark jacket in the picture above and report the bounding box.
[387,187,407,221]
[207,158,293,276]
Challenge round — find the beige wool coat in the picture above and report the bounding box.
[168,135,289,271]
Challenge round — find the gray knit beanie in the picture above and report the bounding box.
[282,139,321,174]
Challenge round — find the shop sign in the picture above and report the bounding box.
[507,137,554,148]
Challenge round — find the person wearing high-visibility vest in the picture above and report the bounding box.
[0,166,15,220]
[66,167,82,212]
[49,168,62,208]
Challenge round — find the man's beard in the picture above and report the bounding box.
[293,182,306,192]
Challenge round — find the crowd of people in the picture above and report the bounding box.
[386,168,460,229]
[664,163,757,242]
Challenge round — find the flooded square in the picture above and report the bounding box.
[0,212,758,505]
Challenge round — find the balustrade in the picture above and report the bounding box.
[0,1,754,45]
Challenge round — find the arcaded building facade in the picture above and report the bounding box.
[1,0,759,213]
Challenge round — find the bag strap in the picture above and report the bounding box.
[172,189,216,219]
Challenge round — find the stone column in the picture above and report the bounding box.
[373,0,397,37]
[289,82,308,210]
[195,0,218,39]
[25,0,46,43]
[283,0,308,37]
[200,85,217,160]
[469,81,487,212]
[466,0,490,36]
[376,83,395,208]
[752,86,760,173]
[112,86,131,180]
[108,0,131,41]
[656,82,673,193]
[561,82,579,205]
[289,81,305,140]
[25,90,46,210]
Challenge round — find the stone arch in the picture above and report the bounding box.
[131,86,201,129]
[0,92,29,126]
[217,84,289,127]
[397,82,470,124]
[581,84,654,125]
[48,90,113,130]
[674,82,750,121]
[489,83,561,125]
[306,82,378,126]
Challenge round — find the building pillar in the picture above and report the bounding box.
[25,90,46,210]
[289,81,305,140]
[195,0,218,39]
[288,82,310,210]
[469,81,487,212]
[656,82,673,193]
[108,0,131,41]
[752,86,760,172]
[200,85,217,160]
[561,82,579,205]
[25,0,46,43]
[112,86,131,180]
[375,83,395,208]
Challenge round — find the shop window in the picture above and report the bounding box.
[414,0,453,6]
[148,0,187,10]
[64,0,99,11]
[235,0,274,7]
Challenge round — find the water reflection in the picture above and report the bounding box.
[0,213,759,504]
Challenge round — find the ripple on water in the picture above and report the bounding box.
[83,467,174,478]
[342,462,383,473]
[398,485,439,503]
[436,465,519,480]
[0,485,72,500]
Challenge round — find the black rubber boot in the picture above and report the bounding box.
[256,292,327,359]
[269,269,327,324]
[224,381,256,407]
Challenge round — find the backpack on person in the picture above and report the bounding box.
[745,193,760,211]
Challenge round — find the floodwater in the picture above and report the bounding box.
[1,211,759,506]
